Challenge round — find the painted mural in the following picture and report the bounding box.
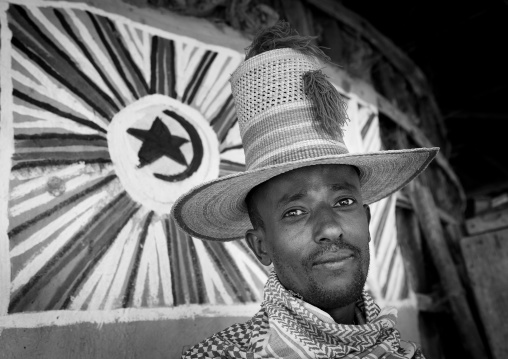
[0,0,408,320]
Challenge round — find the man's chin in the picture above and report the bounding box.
[304,277,366,309]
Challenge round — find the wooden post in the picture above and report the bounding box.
[461,228,508,359]
[395,206,428,293]
[410,182,488,358]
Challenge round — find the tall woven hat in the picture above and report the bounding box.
[171,21,439,241]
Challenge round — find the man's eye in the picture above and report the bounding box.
[336,198,355,206]
[283,209,305,217]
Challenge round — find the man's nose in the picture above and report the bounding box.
[312,206,343,243]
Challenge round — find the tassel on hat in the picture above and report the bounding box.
[303,70,349,138]
[245,20,349,138]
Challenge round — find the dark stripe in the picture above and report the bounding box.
[103,17,149,96]
[210,95,233,127]
[156,37,165,94]
[165,39,176,98]
[11,158,111,171]
[60,203,140,309]
[167,217,184,305]
[361,113,376,140]
[187,238,207,304]
[181,51,210,104]
[211,98,237,143]
[12,145,110,161]
[186,52,217,105]
[164,217,178,305]
[155,37,176,97]
[177,231,199,304]
[15,136,106,148]
[183,51,218,105]
[123,211,154,308]
[8,174,116,238]
[9,6,119,118]
[87,12,139,100]
[12,150,110,161]
[149,35,158,94]
[8,191,129,312]
[14,133,106,141]
[13,89,107,134]
[374,195,395,253]
[220,144,243,154]
[53,9,126,108]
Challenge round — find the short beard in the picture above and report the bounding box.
[305,261,368,309]
[273,243,370,310]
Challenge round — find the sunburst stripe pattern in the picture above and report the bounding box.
[8,173,117,239]
[88,12,149,101]
[122,210,153,308]
[165,216,207,305]
[9,188,134,311]
[203,240,255,304]
[53,8,127,108]
[5,2,265,313]
[211,95,237,142]
[13,89,108,135]
[8,5,118,120]
[182,51,217,105]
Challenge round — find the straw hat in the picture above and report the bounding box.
[171,22,438,241]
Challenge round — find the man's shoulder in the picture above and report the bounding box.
[180,319,255,359]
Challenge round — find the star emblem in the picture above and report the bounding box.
[127,117,189,168]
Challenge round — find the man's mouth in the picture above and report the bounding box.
[312,250,355,269]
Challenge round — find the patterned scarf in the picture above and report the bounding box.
[182,271,425,359]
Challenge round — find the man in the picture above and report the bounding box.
[172,20,438,358]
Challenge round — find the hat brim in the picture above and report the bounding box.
[171,147,439,241]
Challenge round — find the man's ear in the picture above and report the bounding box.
[245,229,272,266]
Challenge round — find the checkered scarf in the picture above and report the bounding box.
[182,271,425,358]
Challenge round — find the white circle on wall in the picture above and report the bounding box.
[108,94,220,214]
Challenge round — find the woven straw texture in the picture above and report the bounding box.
[231,48,318,130]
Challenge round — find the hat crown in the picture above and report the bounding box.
[231,48,316,128]
[230,48,349,170]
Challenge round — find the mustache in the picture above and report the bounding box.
[306,242,362,263]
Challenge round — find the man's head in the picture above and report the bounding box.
[245,164,371,310]
[171,20,437,248]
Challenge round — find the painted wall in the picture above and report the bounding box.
[1,317,252,358]
[0,305,259,358]
[0,308,421,359]
[0,0,422,357]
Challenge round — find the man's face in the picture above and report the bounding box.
[246,164,371,309]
